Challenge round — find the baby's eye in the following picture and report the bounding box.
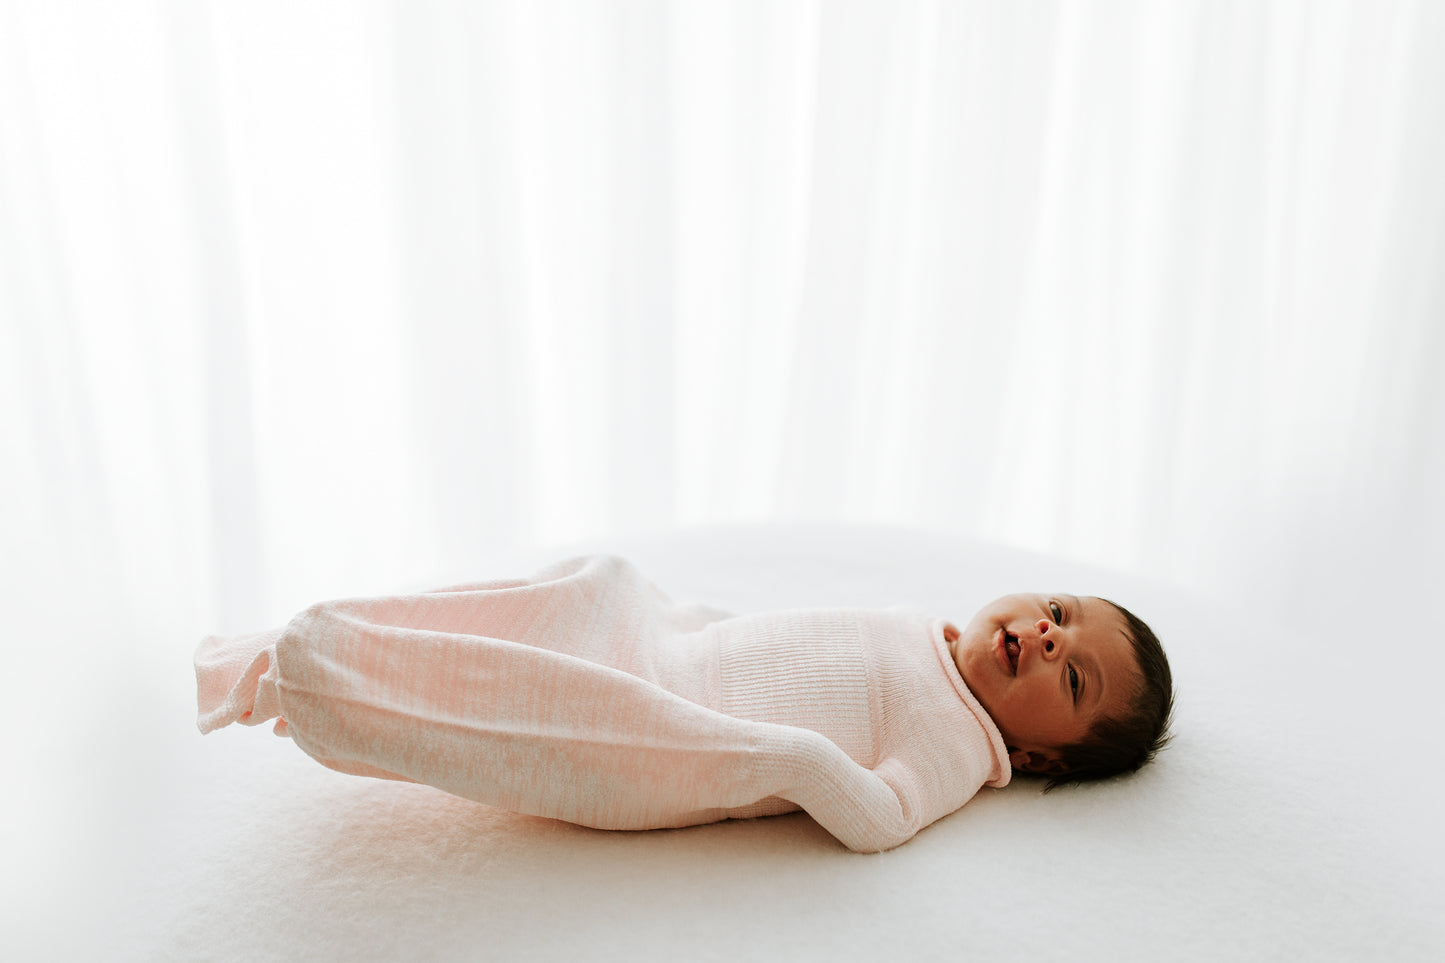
[1049,601,1063,623]
[1069,665,1079,698]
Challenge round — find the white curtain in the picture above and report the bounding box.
[3,0,1441,644]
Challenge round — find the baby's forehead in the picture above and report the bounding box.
[981,593,1122,622]
[1005,591,1108,607]
[1035,594,1132,634]
[1075,594,1129,624]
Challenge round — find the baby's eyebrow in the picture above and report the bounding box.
[1068,594,1105,711]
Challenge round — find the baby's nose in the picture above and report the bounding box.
[1036,619,1059,656]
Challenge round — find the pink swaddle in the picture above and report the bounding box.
[194,555,1008,851]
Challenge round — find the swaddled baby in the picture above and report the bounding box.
[195,555,1173,851]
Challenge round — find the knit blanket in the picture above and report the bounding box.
[195,555,1008,852]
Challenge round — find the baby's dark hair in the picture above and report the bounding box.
[1043,599,1174,791]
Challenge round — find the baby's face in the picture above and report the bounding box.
[945,594,1139,773]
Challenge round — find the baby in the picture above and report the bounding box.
[196,555,1174,852]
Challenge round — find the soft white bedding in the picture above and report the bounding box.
[7,524,1438,960]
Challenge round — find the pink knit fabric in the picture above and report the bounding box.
[194,555,1009,852]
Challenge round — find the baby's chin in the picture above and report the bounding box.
[950,618,1022,730]
[951,625,1000,691]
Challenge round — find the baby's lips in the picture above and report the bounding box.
[994,627,1015,675]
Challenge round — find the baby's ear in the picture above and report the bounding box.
[1010,750,1068,775]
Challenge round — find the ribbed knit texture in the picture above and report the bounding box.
[194,555,1009,852]
[716,611,876,763]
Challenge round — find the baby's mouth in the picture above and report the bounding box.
[1004,632,1020,674]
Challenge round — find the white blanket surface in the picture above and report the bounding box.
[6,524,1438,960]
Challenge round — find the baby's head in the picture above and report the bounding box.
[945,593,1174,788]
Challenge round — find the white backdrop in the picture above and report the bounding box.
[2,0,1442,647]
